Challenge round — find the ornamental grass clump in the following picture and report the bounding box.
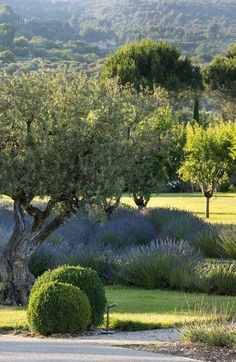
[183,322,236,349]
[182,299,236,349]
[218,227,236,259]
[199,260,236,296]
[27,282,91,335]
[120,239,202,291]
[193,225,222,258]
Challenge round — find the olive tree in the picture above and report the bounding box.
[179,123,233,218]
[0,69,131,305]
[101,85,169,219]
[126,105,182,209]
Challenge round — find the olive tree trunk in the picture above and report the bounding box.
[133,193,150,210]
[0,200,72,306]
[104,197,121,222]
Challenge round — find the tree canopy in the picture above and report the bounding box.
[179,122,234,218]
[0,68,134,305]
[205,43,236,98]
[102,39,203,93]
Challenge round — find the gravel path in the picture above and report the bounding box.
[79,328,182,345]
[0,330,201,362]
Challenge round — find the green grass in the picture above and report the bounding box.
[2,192,236,224]
[105,286,236,330]
[0,286,235,332]
[122,193,236,224]
[0,308,28,331]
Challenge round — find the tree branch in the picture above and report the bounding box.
[32,209,73,248]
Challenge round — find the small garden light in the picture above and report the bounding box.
[101,303,117,334]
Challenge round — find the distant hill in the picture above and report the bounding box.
[0,0,235,73]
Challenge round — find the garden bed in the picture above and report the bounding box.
[134,341,236,361]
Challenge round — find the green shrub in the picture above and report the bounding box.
[192,225,236,259]
[29,252,54,278]
[100,232,125,247]
[199,261,236,296]
[31,265,107,326]
[67,252,120,284]
[27,282,91,335]
[182,322,236,349]
[218,227,236,259]
[120,242,200,291]
[193,225,223,258]
[145,207,209,243]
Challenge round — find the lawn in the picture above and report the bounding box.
[0,286,235,332]
[2,193,236,224]
[122,193,236,225]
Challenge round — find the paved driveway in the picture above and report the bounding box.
[0,333,201,362]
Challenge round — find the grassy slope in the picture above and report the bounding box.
[122,193,236,225]
[0,286,235,332]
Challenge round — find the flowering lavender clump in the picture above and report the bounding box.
[98,214,157,247]
[129,238,203,259]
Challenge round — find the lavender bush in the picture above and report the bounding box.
[98,213,157,247]
[1,202,236,297]
[144,207,210,242]
[120,239,203,290]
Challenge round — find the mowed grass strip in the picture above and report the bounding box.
[0,308,27,331]
[0,286,235,332]
[122,193,236,224]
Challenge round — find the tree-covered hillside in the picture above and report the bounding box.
[0,0,235,74]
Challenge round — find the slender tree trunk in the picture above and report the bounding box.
[193,96,200,122]
[104,197,121,222]
[105,207,113,222]
[205,196,210,219]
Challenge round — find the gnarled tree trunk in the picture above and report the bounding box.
[0,246,35,306]
[0,199,73,306]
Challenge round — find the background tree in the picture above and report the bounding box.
[0,50,15,63]
[0,69,130,306]
[179,123,233,218]
[0,23,15,48]
[13,36,29,48]
[102,39,202,91]
[101,85,168,219]
[102,39,203,119]
[205,43,236,121]
[126,105,178,209]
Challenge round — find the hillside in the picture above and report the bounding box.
[0,0,235,74]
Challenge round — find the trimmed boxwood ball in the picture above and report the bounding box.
[27,282,91,335]
[31,265,107,326]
